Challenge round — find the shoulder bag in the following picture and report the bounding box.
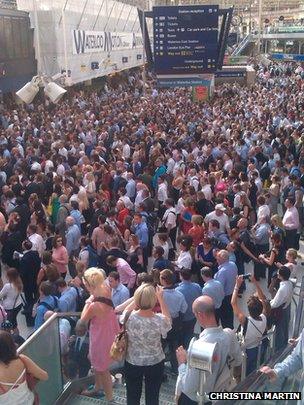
[110,310,132,362]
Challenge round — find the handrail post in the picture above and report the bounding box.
[241,350,247,381]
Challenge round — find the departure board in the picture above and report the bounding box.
[153,5,219,75]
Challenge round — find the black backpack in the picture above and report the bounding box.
[71,286,86,312]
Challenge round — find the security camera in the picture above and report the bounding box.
[16,78,40,104]
[44,82,67,103]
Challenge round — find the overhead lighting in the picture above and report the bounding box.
[44,82,67,103]
[16,76,40,104]
[16,73,67,104]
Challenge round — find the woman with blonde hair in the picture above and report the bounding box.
[270,214,286,244]
[122,283,171,405]
[81,268,119,399]
[269,175,280,215]
[77,189,89,212]
[77,189,92,225]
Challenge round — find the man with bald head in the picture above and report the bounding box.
[175,296,242,404]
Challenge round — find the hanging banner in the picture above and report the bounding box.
[72,30,143,55]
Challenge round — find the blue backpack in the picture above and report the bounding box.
[84,246,100,268]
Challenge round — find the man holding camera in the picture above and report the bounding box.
[175,295,242,404]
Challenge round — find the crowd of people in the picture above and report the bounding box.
[0,60,303,404]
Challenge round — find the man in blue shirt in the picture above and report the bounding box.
[56,279,78,312]
[152,246,171,270]
[108,271,130,308]
[201,267,225,321]
[133,213,149,267]
[34,281,58,330]
[126,172,136,201]
[70,201,84,232]
[66,216,81,256]
[160,269,188,373]
[176,268,201,348]
[214,250,238,329]
[66,216,81,277]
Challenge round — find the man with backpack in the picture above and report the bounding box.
[34,281,59,330]
[56,195,70,237]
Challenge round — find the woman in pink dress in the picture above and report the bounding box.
[52,235,69,279]
[81,268,120,400]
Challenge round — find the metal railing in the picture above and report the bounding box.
[17,312,82,405]
[215,275,304,403]
[17,312,81,354]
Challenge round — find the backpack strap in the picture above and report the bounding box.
[39,302,54,311]
[71,286,80,300]
[92,296,114,308]
[248,317,264,336]
[39,296,58,311]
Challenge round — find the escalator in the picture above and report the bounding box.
[60,368,177,404]
[231,34,256,56]
[18,276,304,404]
[17,312,177,405]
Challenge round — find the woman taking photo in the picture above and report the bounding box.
[259,233,286,286]
[0,268,23,332]
[122,283,171,405]
[52,235,69,279]
[231,276,267,376]
[0,331,48,404]
[81,268,119,400]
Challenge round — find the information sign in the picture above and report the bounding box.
[153,5,219,75]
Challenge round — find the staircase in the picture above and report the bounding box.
[64,371,177,405]
[232,34,256,56]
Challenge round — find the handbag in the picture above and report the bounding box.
[19,356,39,405]
[110,310,132,362]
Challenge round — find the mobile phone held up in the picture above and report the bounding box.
[243,274,251,281]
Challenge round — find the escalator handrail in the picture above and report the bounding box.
[17,312,81,354]
[215,275,304,402]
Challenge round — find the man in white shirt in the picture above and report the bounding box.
[27,224,46,257]
[282,197,300,249]
[270,266,294,352]
[188,169,199,192]
[122,140,131,160]
[134,182,147,210]
[157,176,168,206]
[161,198,177,255]
[205,204,230,235]
[200,177,212,201]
